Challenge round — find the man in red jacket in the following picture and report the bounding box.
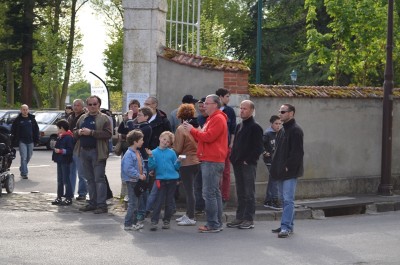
[183,94,228,233]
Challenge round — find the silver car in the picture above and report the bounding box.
[35,111,66,149]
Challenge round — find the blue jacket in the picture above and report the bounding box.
[121,147,147,182]
[148,147,180,180]
[52,131,74,164]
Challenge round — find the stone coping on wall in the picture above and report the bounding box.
[160,47,250,73]
[249,84,400,99]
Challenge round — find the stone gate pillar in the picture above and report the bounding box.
[122,0,167,109]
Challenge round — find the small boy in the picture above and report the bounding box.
[263,115,282,210]
[121,129,147,231]
[146,131,182,231]
[51,120,74,206]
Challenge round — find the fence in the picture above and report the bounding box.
[166,0,201,55]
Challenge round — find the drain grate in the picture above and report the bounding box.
[323,205,366,217]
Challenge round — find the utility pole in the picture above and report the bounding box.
[379,0,394,196]
[255,0,262,84]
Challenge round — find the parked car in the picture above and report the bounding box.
[35,111,66,149]
[0,110,20,133]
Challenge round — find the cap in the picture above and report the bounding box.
[198,97,206,103]
[182,94,198,104]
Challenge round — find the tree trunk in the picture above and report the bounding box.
[6,61,14,105]
[60,0,87,108]
[21,0,35,106]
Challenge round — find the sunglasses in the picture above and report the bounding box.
[279,110,289,114]
[88,103,98,106]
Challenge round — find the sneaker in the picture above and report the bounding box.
[177,218,196,226]
[195,210,205,216]
[79,204,97,212]
[76,195,86,201]
[278,229,292,238]
[198,225,220,233]
[51,198,62,205]
[175,215,188,222]
[162,221,170,229]
[270,201,283,210]
[150,223,158,231]
[263,201,273,208]
[124,226,133,231]
[226,219,243,228]
[21,175,28,179]
[238,220,254,229]
[133,222,144,231]
[93,207,108,214]
[60,198,73,206]
[271,227,281,233]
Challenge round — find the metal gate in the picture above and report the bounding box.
[166,0,201,55]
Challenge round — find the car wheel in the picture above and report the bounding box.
[46,136,57,150]
[5,173,14,193]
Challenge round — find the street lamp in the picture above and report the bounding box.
[290,70,297,87]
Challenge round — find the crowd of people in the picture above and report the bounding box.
[11,88,303,238]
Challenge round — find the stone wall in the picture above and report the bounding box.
[156,56,400,200]
[251,97,400,199]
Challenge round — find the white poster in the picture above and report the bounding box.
[126,93,149,112]
[90,78,109,110]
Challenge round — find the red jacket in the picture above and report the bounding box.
[190,109,228,163]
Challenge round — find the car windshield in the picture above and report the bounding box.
[0,111,6,118]
[35,112,60,124]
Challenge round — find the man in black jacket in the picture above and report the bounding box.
[143,96,172,149]
[11,104,39,179]
[227,100,264,229]
[270,103,304,238]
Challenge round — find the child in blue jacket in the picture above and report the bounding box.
[121,129,147,231]
[146,131,182,231]
[51,120,74,206]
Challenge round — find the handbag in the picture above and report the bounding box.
[114,140,129,156]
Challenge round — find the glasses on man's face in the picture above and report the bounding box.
[279,110,289,114]
[204,102,216,105]
[88,103,98,106]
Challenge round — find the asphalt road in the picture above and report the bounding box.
[0,209,399,265]
[11,147,122,197]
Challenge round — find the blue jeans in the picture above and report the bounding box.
[201,162,224,229]
[70,154,87,196]
[146,181,176,213]
[80,148,107,208]
[194,168,205,211]
[232,163,256,221]
[265,164,279,203]
[19,142,33,176]
[57,162,73,199]
[278,178,298,231]
[136,161,149,220]
[124,181,139,227]
[151,179,177,224]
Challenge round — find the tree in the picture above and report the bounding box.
[305,0,400,86]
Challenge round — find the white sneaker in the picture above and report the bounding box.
[133,222,144,231]
[177,218,196,226]
[175,215,188,222]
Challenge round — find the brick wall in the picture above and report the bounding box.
[223,71,249,94]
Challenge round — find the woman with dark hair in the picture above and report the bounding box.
[174,103,200,226]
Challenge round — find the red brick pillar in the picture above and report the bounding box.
[223,71,249,94]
